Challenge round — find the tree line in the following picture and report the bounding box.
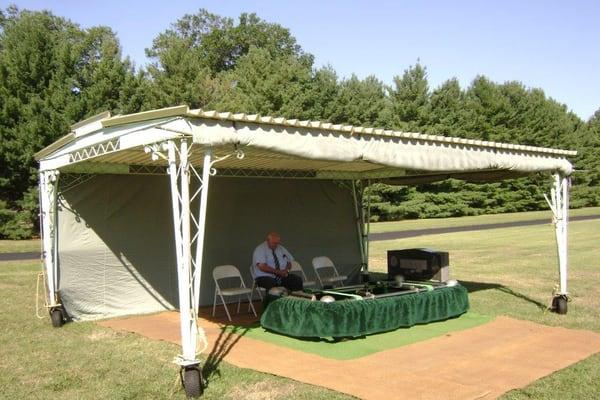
[0,6,598,238]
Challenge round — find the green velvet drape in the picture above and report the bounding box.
[260,285,469,338]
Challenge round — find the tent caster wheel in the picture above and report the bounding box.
[182,365,203,398]
[50,308,64,327]
[552,295,568,315]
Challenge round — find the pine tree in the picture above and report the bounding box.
[145,9,310,109]
[0,7,141,238]
[213,46,313,118]
[389,63,430,131]
[327,74,389,127]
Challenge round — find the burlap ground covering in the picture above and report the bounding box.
[99,311,600,400]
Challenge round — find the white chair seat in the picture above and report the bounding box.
[221,287,253,296]
[303,280,317,287]
[212,265,257,322]
[323,275,347,283]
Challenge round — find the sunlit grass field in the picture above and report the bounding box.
[0,238,39,253]
[369,206,600,233]
[1,210,599,399]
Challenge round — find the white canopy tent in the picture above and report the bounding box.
[36,105,576,394]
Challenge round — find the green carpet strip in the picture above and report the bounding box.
[225,312,490,360]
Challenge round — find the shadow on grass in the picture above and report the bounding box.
[460,280,547,310]
[202,324,250,386]
[365,273,548,311]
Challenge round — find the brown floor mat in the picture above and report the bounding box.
[99,310,600,400]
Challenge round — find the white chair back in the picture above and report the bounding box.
[312,256,345,287]
[290,260,308,280]
[213,264,244,283]
[211,264,257,321]
[312,256,337,273]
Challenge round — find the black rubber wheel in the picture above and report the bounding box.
[183,366,203,398]
[554,296,568,315]
[50,308,64,327]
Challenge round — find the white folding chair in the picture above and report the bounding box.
[290,260,316,288]
[312,256,348,288]
[249,265,266,300]
[212,265,257,322]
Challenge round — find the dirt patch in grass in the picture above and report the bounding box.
[87,329,120,341]
[227,381,298,400]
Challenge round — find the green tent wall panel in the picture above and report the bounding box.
[57,174,362,320]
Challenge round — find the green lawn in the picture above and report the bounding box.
[0,239,40,253]
[1,211,599,399]
[0,261,353,400]
[369,206,600,233]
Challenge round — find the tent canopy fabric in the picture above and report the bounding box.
[37,105,576,180]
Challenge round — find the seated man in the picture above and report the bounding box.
[252,232,303,292]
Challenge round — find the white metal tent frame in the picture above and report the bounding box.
[36,105,576,372]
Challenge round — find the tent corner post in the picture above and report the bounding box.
[192,148,212,312]
[39,169,60,312]
[352,180,369,282]
[365,179,371,275]
[546,172,570,314]
[165,139,200,369]
[163,141,221,396]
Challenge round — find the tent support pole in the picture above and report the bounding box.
[352,180,368,281]
[365,179,371,273]
[192,149,211,309]
[544,172,570,314]
[39,170,60,310]
[166,139,199,367]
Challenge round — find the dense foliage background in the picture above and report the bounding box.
[1,6,598,238]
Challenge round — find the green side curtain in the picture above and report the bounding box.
[260,285,469,338]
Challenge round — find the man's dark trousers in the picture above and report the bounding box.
[255,273,303,292]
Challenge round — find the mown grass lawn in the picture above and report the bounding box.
[1,211,599,399]
[0,261,353,399]
[0,239,39,253]
[369,206,600,233]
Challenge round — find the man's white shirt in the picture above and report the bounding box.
[252,241,294,279]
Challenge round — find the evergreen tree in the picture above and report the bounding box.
[389,63,430,131]
[301,66,340,121]
[426,78,468,136]
[570,110,600,207]
[327,74,389,127]
[0,7,141,238]
[145,9,310,109]
[214,46,314,118]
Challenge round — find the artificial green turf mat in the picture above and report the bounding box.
[224,312,493,360]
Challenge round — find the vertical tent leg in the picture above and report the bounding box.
[192,150,212,313]
[365,179,371,277]
[165,139,203,397]
[39,170,63,327]
[352,180,369,282]
[151,141,240,397]
[545,173,570,314]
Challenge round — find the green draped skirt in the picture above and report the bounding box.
[260,284,469,338]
